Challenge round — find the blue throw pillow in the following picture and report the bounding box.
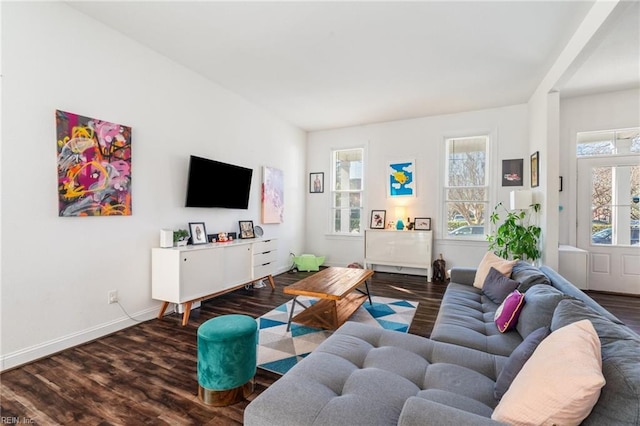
[482,267,520,304]
[494,326,550,400]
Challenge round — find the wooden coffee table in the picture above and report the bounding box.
[283,266,374,331]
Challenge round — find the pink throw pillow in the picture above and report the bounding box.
[494,290,525,333]
[492,320,605,425]
[473,251,517,289]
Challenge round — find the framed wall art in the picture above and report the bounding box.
[262,166,284,224]
[370,210,386,229]
[310,172,324,193]
[531,151,540,188]
[239,220,255,239]
[189,222,207,245]
[414,217,431,231]
[56,110,132,217]
[388,160,415,197]
[501,159,523,187]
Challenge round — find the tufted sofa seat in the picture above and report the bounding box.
[244,321,508,426]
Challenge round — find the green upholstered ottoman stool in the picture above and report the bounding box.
[197,314,257,406]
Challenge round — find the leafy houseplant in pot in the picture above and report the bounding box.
[486,202,541,263]
[174,229,189,247]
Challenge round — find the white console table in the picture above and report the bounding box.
[152,238,278,325]
[364,230,433,281]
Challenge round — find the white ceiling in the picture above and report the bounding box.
[68,1,638,132]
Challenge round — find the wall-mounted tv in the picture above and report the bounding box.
[185,155,253,209]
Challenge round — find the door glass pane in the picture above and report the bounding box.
[591,164,640,246]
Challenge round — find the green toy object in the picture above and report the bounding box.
[294,254,325,272]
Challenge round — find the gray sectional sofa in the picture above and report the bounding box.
[244,263,640,425]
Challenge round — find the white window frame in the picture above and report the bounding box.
[443,135,490,240]
[330,147,364,236]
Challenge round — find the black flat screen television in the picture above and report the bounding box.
[185,155,253,209]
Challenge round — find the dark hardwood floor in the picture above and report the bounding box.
[0,270,446,425]
[1,269,638,425]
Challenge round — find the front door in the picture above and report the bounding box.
[577,156,640,294]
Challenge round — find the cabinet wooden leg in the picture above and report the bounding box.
[158,301,170,319]
[181,301,192,326]
[267,275,276,290]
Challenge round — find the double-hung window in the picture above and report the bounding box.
[331,148,364,234]
[444,136,489,238]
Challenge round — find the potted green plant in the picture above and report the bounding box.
[173,229,189,247]
[486,202,541,262]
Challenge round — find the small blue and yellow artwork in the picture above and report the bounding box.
[388,160,415,197]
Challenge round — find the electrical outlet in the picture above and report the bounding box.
[108,290,118,304]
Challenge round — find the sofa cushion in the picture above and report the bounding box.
[494,290,524,333]
[473,251,517,289]
[541,265,624,325]
[493,326,549,399]
[511,260,550,293]
[492,320,605,426]
[552,299,640,426]
[422,363,498,409]
[400,397,504,426]
[431,283,522,357]
[482,267,520,304]
[515,284,565,339]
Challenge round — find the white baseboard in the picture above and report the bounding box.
[0,306,158,372]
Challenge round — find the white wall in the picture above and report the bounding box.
[526,0,623,270]
[559,88,640,245]
[306,104,530,271]
[0,2,306,370]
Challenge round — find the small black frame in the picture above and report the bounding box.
[189,222,208,245]
[239,220,255,239]
[310,172,324,193]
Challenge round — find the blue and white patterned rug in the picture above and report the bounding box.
[256,296,418,375]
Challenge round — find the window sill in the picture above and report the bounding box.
[439,238,489,247]
[325,233,363,240]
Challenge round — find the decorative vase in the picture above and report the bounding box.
[396,219,404,230]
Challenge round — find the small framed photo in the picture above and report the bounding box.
[310,172,324,193]
[370,210,386,229]
[189,222,207,245]
[501,158,523,187]
[531,151,540,188]
[239,220,255,239]
[414,217,431,231]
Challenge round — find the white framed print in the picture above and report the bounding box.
[414,217,431,231]
[387,160,416,198]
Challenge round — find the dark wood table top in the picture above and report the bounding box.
[283,266,374,300]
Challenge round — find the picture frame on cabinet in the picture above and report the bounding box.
[239,220,255,239]
[189,222,207,245]
[370,210,386,229]
[414,217,431,231]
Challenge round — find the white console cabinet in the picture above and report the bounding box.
[364,230,433,281]
[152,238,278,325]
[252,238,278,280]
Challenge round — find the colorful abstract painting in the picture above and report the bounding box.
[388,160,415,197]
[262,166,284,223]
[56,110,132,216]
